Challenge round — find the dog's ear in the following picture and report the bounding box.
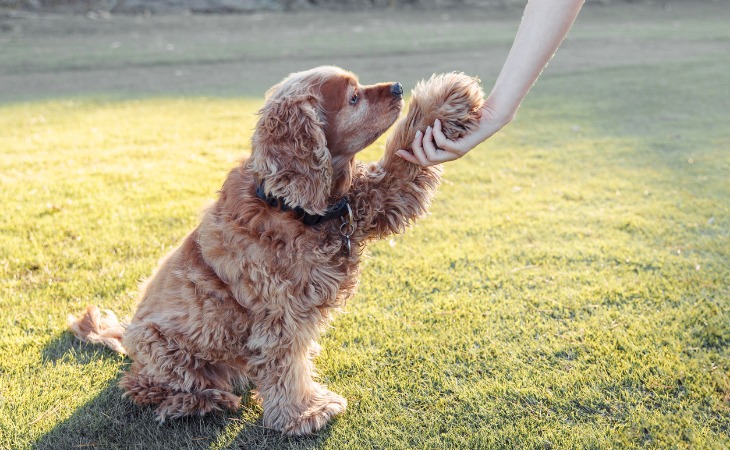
[250,86,332,216]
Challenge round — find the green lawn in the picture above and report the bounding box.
[1,5,729,450]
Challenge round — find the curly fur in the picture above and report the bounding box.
[68,67,483,435]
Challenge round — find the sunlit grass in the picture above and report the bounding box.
[1,41,729,450]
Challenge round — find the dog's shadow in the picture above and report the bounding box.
[33,333,334,450]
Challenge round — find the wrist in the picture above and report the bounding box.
[483,98,517,128]
[477,104,515,141]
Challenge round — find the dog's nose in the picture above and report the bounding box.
[391,82,403,97]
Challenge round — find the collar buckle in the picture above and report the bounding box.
[339,203,356,256]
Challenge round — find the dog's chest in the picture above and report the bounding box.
[222,227,360,310]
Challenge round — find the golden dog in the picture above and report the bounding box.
[69,66,483,435]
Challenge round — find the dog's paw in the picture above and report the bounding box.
[282,390,347,436]
[154,388,241,422]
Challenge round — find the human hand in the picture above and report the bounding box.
[396,104,510,167]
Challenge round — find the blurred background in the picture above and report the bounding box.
[2,0,722,105]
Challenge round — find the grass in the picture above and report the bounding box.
[1,5,729,449]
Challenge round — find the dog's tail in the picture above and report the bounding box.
[67,306,127,354]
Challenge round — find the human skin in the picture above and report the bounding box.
[398,0,585,166]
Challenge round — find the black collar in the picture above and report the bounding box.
[255,181,350,226]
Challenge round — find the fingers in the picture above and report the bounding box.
[410,129,432,166]
[397,122,479,166]
[396,150,420,165]
[431,119,452,150]
[421,126,440,161]
[398,107,501,166]
[396,130,435,166]
[398,128,457,167]
[432,119,471,157]
[396,130,428,166]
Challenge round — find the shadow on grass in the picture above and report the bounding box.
[33,332,335,450]
[40,330,124,366]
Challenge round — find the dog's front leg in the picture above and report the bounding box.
[250,336,346,436]
[348,155,442,242]
[347,72,483,244]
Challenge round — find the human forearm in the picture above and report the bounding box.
[488,0,584,123]
[398,0,584,167]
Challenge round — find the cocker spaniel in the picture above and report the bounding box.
[69,66,483,436]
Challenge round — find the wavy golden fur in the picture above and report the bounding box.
[68,67,483,436]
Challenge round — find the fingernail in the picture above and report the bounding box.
[426,126,432,133]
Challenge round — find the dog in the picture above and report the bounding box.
[68,66,483,436]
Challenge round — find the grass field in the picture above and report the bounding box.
[1,3,729,449]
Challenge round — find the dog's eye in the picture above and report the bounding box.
[349,92,359,105]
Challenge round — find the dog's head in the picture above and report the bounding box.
[251,66,404,215]
[386,72,484,157]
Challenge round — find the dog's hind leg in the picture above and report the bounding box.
[119,325,241,421]
[120,363,241,421]
[155,389,241,421]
